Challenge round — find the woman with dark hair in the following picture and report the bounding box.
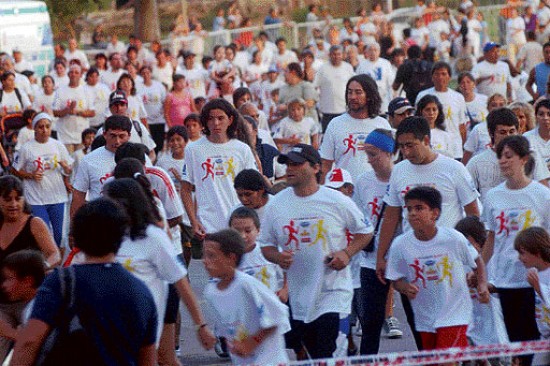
[416,94,456,158]
[232,87,252,108]
[482,135,550,366]
[116,73,148,127]
[94,53,108,72]
[181,98,258,240]
[105,178,216,362]
[319,73,391,182]
[233,169,272,220]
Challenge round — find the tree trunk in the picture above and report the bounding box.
[134,0,161,41]
[180,0,188,27]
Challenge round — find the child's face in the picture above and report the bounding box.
[83,133,96,148]
[1,268,29,302]
[405,199,439,232]
[230,217,259,250]
[517,248,542,269]
[203,240,236,278]
[169,134,186,154]
[185,120,202,139]
[288,103,305,121]
[271,92,279,103]
[236,188,265,209]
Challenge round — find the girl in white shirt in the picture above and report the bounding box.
[104,177,216,362]
[416,95,455,159]
[483,136,550,366]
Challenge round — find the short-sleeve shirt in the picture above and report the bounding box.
[72,147,115,200]
[279,81,319,122]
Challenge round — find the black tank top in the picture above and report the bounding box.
[0,216,40,264]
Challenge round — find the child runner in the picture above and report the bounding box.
[229,207,286,299]
[203,229,290,365]
[515,227,550,366]
[273,98,319,153]
[72,128,96,177]
[14,109,37,152]
[183,113,203,142]
[386,186,490,351]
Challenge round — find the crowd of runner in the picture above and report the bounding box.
[0,0,549,365]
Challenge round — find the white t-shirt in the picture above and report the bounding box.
[84,82,111,127]
[319,113,391,180]
[14,127,34,151]
[356,58,393,113]
[182,137,257,233]
[106,41,126,56]
[0,89,31,114]
[535,267,550,339]
[483,181,550,288]
[416,87,468,158]
[467,291,509,345]
[467,148,550,206]
[239,244,282,292]
[258,186,372,322]
[155,153,190,226]
[96,120,156,152]
[100,69,125,91]
[64,49,90,69]
[179,67,209,99]
[139,81,166,125]
[524,127,550,172]
[506,16,526,45]
[517,42,544,73]
[117,224,187,343]
[144,165,184,221]
[463,121,491,156]
[204,271,290,365]
[152,63,174,90]
[72,146,115,200]
[384,154,479,230]
[50,73,69,89]
[428,19,451,48]
[273,50,298,71]
[353,169,389,270]
[472,60,511,98]
[386,227,477,332]
[13,138,73,205]
[465,94,488,133]
[273,116,319,154]
[53,85,93,144]
[313,61,355,114]
[431,128,456,158]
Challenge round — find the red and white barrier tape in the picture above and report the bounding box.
[285,340,550,365]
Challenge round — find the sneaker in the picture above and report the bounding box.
[214,337,230,358]
[385,317,403,339]
[354,322,362,336]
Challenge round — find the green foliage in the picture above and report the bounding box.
[45,0,112,37]
[291,7,308,23]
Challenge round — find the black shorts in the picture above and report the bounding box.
[164,283,179,324]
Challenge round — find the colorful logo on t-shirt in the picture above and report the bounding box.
[342,133,368,157]
[368,196,383,223]
[495,208,536,237]
[33,154,60,172]
[201,156,238,182]
[345,228,354,247]
[409,254,454,289]
[99,172,113,185]
[283,217,329,252]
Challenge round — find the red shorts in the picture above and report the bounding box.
[420,325,468,350]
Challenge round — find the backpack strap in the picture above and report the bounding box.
[131,118,143,138]
[14,88,23,108]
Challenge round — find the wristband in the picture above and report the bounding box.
[195,323,207,331]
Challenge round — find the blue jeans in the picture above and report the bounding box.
[359,267,389,355]
[31,202,65,247]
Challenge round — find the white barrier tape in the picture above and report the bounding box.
[286,340,550,366]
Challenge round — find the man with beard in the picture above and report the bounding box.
[319,74,391,182]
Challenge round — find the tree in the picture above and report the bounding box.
[45,0,110,38]
[134,0,161,42]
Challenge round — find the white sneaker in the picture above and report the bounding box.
[385,317,403,339]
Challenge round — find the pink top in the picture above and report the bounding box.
[167,90,193,126]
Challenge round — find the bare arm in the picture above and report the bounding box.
[70,189,86,219]
[138,343,157,366]
[392,278,419,300]
[527,68,538,99]
[375,205,402,284]
[261,246,293,270]
[462,150,473,165]
[329,233,372,270]
[481,231,495,264]
[463,200,480,217]
[30,217,61,267]
[473,256,490,303]
[164,95,173,128]
[320,158,334,184]
[10,319,50,365]
[173,277,216,350]
[180,181,205,240]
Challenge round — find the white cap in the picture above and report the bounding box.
[325,168,353,189]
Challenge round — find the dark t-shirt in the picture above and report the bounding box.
[31,263,157,366]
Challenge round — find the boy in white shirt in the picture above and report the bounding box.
[273,98,319,153]
[386,186,490,350]
[203,229,290,365]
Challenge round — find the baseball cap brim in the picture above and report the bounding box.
[277,152,308,164]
